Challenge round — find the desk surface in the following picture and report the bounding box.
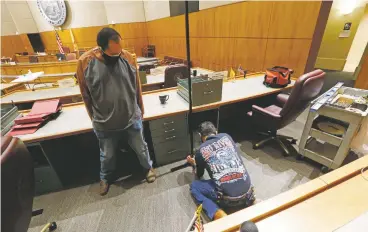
[1,86,80,104]
[256,171,368,232]
[145,67,214,85]
[1,72,75,79]
[137,57,158,63]
[15,75,293,143]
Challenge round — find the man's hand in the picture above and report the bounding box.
[186,155,196,166]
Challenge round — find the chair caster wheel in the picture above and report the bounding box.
[296,154,304,160]
[49,222,57,231]
[252,144,259,150]
[291,139,297,145]
[321,166,330,174]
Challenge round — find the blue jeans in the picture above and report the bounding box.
[94,119,153,182]
[191,180,255,220]
[190,180,220,220]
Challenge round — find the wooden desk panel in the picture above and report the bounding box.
[1,86,80,104]
[1,61,78,75]
[256,172,368,232]
[318,155,368,186]
[203,178,328,232]
[204,156,368,232]
[1,72,76,84]
[0,83,26,95]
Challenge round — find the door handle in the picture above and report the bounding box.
[166,136,176,140]
[204,91,214,95]
[168,149,178,154]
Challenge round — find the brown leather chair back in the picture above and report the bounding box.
[164,64,189,88]
[29,56,38,63]
[279,69,325,128]
[1,136,34,232]
[66,53,77,61]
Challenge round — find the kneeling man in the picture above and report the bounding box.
[187,122,255,220]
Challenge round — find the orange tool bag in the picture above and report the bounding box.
[263,66,293,88]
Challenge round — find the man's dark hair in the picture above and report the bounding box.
[199,121,217,137]
[240,221,258,232]
[97,27,121,51]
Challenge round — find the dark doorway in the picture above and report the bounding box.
[27,33,45,53]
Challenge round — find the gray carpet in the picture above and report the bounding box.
[28,109,324,232]
[28,71,355,231]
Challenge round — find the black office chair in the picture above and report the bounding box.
[247,70,325,156]
[56,53,66,61]
[164,64,189,88]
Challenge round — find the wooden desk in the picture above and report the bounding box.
[203,155,368,232]
[14,75,294,143]
[1,72,75,84]
[1,60,77,75]
[137,57,158,64]
[256,171,368,232]
[0,83,26,96]
[1,86,82,109]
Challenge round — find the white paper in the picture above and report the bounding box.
[11,71,44,83]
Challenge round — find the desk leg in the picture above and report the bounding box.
[216,107,220,131]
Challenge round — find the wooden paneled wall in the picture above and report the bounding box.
[1,22,148,58]
[354,45,368,90]
[39,22,148,56]
[1,35,28,57]
[147,1,322,77]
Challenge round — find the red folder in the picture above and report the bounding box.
[9,99,62,136]
[14,114,48,124]
[13,121,43,129]
[8,127,39,136]
[29,99,62,116]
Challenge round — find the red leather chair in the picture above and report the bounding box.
[1,136,34,232]
[65,53,77,61]
[164,64,189,88]
[247,69,325,156]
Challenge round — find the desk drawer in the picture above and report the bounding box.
[153,137,189,165]
[149,114,187,131]
[156,150,188,166]
[152,132,189,146]
[150,121,187,138]
[35,166,62,195]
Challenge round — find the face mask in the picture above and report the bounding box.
[102,52,121,65]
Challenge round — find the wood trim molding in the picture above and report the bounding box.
[304,1,333,73]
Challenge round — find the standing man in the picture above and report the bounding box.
[187,122,255,220]
[76,28,155,196]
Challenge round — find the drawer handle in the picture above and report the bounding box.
[36,180,43,183]
[163,121,174,126]
[204,91,214,95]
[168,149,178,154]
[166,136,176,140]
[165,128,175,133]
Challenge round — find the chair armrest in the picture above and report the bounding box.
[276,93,289,107]
[252,105,281,119]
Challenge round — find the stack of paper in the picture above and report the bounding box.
[9,99,62,136]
